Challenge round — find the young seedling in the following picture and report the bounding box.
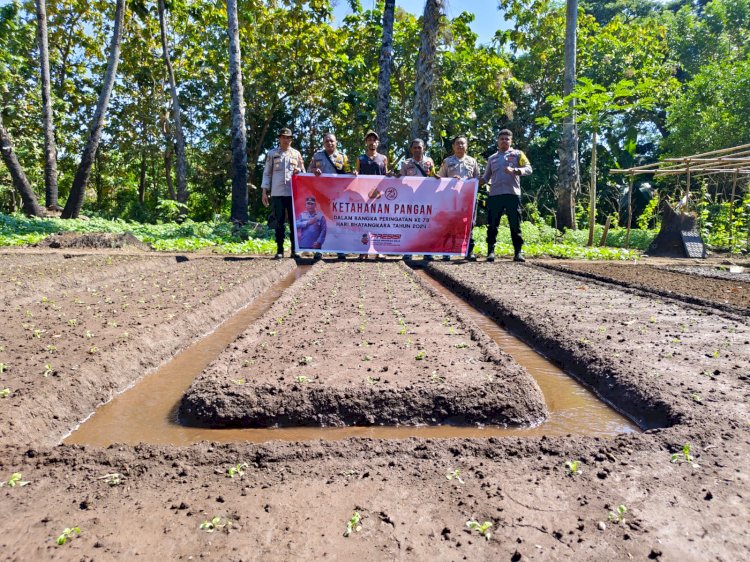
[299,356,313,366]
[454,342,468,349]
[1,472,30,487]
[366,376,380,385]
[431,371,445,384]
[0,363,7,374]
[295,375,310,384]
[231,378,246,385]
[607,505,627,525]
[466,520,492,541]
[671,443,700,468]
[415,350,425,360]
[565,460,582,476]
[68,319,77,327]
[343,512,362,537]
[0,388,10,398]
[43,364,53,378]
[56,527,81,545]
[88,346,98,354]
[98,473,124,486]
[226,463,248,478]
[199,516,232,533]
[446,469,464,484]
[85,330,94,339]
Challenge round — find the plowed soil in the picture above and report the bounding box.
[0,251,748,561]
[180,262,546,428]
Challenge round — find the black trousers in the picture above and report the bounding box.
[487,194,523,254]
[271,196,295,255]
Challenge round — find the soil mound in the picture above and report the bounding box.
[38,231,150,250]
[179,262,548,428]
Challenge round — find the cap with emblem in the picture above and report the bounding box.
[279,128,293,137]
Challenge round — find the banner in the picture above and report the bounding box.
[291,173,477,255]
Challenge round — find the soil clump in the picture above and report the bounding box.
[37,231,151,250]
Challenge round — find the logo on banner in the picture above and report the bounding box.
[384,187,398,200]
[360,233,371,245]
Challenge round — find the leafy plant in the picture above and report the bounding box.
[454,342,468,348]
[607,505,627,525]
[56,527,81,545]
[565,460,582,476]
[466,520,492,540]
[98,473,124,486]
[446,469,464,484]
[415,350,426,360]
[671,443,700,468]
[199,516,232,533]
[295,375,310,384]
[344,512,362,537]
[1,472,30,487]
[0,388,10,398]
[43,364,53,377]
[0,363,7,373]
[431,371,445,384]
[227,463,249,478]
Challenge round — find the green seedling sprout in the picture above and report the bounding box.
[0,388,10,398]
[454,342,468,349]
[366,376,380,385]
[299,356,313,365]
[466,520,492,540]
[85,330,94,339]
[431,371,445,384]
[56,527,81,545]
[43,364,53,378]
[415,350,425,360]
[446,469,464,484]
[98,473,124,486]
[88,346,98,354]
[296,375,310,384]
[607,505,627,525]
[68,319,77,327]
[32,329,45,338]
[1,472,30,487]
[226,463,248,478]
[363,355,371,362]
[0,362,6,373]
[565,460,582,476]
[343,512,362,537]
[231,378,246,385]
[671,443,700,468]
[199,516,232,533]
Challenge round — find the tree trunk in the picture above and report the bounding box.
[61,0,125,219]
[164,137,176,200]
[158,0,187,213]
[0,114,45,217]
[586,128,597,246]
[555,0,580,231]
[411,0,444,143]
[376,0,395,153]
[35,0,59,210]
[138,149,147,204]
[226,0,248,224]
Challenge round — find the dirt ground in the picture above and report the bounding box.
[0,250,748,561]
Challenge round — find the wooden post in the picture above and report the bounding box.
[684,161,691,211]
[626,174,634,248]
[729,168,738,254]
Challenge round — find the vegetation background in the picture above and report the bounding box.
[1,0,748,255]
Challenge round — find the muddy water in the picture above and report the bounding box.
[66,264,638,447]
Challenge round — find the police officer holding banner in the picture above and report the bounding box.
[262,127,305,259]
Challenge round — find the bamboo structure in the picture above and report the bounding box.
[611,144,750,253]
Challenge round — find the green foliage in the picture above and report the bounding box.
[344,511,362,537]
[466,520,493,540]
[56,527,81,546]
[1,472,30,487]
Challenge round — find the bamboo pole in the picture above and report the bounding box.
[729,169,738,254]
[626,174,634,248]
[684,161,691,211]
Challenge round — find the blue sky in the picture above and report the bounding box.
[333,1,510,44]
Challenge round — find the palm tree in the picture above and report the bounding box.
[0,113,45,217]
[62,0,126,219]
[556,0,580,230]
[411,0,445,143]
[35,0,59,210]
[375,0,396,153]
[158,0,188,215]
[226,0,248,225]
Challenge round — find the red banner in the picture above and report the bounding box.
[291,174,477,255]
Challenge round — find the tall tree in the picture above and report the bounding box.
[226,0,247,224]
[411,0,445,142]
[158,0,188,212]
[375,0,395,152]
[62,0,126,219]
[35,0,59,210]
[556,0,580,230]
[0,113,45,217]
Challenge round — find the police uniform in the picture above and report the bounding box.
[399,157,435,177]
[481,148,532,258]
[261,146,305,256]
[308,150,350,174]
[437,154,480,258]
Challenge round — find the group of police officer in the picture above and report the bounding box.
[261,127,532,263]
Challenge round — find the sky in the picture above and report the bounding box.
[333,0,510,45]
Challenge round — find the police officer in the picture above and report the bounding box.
[261,127,305,259]
[400,138,436,261]
[437,135,481,261]
[479,129,532,262]
[308,133,350,175]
